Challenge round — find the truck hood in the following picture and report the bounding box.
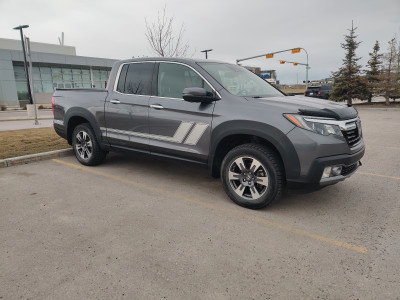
[247,95,358,120]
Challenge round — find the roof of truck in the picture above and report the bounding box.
[119,57,228,65]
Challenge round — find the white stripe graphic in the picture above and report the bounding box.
[105,121,194,143]
[184,123,209,145]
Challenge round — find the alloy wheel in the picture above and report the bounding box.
[228,156,269,200]
[75,131,93,160]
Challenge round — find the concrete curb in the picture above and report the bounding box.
[0,148,73,168]
[354,107,400,111]
[0,118,54,122]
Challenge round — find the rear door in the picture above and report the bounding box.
[104,62,155,151]
[148,62,216,163]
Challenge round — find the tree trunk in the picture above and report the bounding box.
[368,93,372,103]
[385,95,390,106]
[347,98,352,106]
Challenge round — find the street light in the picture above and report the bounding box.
[201,49,213,59]
[13,25,33,105]
[293,47,310,90]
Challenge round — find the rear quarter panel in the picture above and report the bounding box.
[53,89,109,143]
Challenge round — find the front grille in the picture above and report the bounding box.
[341,162,359,176]
[342,127,361,147]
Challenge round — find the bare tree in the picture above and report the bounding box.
[381,38,399,105]
[145,6,190,57]
[396,38,400,101]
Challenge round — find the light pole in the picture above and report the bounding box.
[201,49,213,59]
[13,25,33,105]
[300,47,310,90]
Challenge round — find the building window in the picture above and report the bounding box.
[13,64,111,99]
[15,82,28,100]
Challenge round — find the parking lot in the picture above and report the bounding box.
[1,108,399,299]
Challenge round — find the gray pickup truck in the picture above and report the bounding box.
[53,57,365,209]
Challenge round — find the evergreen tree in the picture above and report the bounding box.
[365,41,383,103]
[331,22,368,105]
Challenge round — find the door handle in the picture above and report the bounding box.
[110,99,120,104]
[150,104,164,110]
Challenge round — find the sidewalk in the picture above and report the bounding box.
[0,109,53,131]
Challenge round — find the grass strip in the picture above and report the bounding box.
[0,128,70,159]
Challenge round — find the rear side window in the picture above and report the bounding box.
[116,63,154,95]
[307,87,320,91]
[116,64,128,93]
[157,63,213,99]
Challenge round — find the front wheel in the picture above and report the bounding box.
[72,123,107,166]
[221,144,284,209]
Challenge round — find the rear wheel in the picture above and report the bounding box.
[72,123,107,166]
[221,144,284,209]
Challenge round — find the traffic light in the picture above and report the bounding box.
[293,62,298,66]
[280,60,285,64]
[291,48,301,54]
[266,53,274,59]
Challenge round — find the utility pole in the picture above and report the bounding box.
[13,25,33,105]
[25,36,39,125]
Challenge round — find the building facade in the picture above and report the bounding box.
[0,38,117,107]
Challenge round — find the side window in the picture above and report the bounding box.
[158,63,213,99]
[116,63,154,95]
[116,64,128,93]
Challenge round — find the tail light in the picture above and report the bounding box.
[318,91,322,95]
[51,96,55,115]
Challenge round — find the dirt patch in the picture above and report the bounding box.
[353,101,400,108]
[0,128,70,159]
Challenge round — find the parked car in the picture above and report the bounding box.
[53,58,364,209]
[305,85,333,99]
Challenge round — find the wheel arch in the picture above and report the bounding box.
[209,121,300,180]
[65,108,102,146]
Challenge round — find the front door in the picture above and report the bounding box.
[104,62,155,151]
[148,62,216,163]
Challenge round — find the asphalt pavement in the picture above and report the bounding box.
[0,108,399,299]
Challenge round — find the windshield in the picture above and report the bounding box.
[198,62,283,98]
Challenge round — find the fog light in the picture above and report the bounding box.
[322,167,332,178]
[331,166,342,176]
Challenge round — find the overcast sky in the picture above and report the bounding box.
[1,0,399,84]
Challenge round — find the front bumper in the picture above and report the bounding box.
[287,146,365,189]
[319,161,361,186]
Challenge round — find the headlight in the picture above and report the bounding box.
[284,114,343,137]
[357,119,362,137]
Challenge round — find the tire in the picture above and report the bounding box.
[72,123,107,166]
[221,143,284,209]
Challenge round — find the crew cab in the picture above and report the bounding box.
[53,58,365,209]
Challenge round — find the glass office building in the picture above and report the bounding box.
[0,37,117,107]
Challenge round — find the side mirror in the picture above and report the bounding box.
[182,87,218,103]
